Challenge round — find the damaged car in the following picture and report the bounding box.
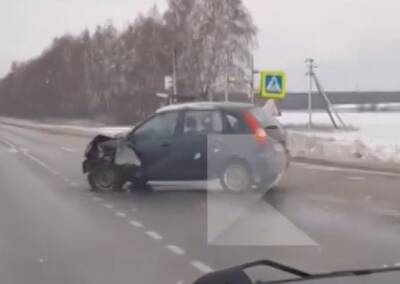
[82,102,290,192]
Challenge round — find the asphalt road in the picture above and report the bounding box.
[1,123,400,283]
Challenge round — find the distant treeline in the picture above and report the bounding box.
[0,0,256,123]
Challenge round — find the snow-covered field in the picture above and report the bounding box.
[279,112,400,165]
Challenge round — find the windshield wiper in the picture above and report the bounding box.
[268,266,400,284]
[193,259,310,284]
[194,259,400,284]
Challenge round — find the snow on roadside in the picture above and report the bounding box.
[2,113,400,167]
[0,117,131,137]
[278,112,400,165]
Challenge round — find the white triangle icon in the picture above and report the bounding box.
[266,76,281,93]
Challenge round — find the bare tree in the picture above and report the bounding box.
[0,0,257,121]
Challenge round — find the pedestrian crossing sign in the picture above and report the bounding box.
[260,70,286,99]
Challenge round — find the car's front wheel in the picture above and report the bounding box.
[88,164,125,192]
[220,161,252,192]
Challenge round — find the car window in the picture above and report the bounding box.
[225,113,246,133]
[133,112,178,142]
[183,110,223,135]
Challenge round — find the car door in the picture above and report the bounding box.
[173,109,224,181]
[128,111,181,181]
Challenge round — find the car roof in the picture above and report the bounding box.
[156,102,255,113]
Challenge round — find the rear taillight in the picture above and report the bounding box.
[244,112,268,143]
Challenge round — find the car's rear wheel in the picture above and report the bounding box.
[88,164,125,192]
[220,161,252,192]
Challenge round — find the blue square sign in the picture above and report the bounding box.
[260,70,286,99]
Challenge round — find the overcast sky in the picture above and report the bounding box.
[1,0,399,92]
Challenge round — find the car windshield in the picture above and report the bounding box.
[1,1,400,284]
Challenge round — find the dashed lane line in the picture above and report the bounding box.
[70,182,79,187]
[94,197,215,277]
[146,231,163,241]
[103,204,114,210]
[129,220,144,228]
[60,147,77,153]
[166,245,185,255]
[116,212,128,218]
[347,176,366,181]
[190,261,214,274]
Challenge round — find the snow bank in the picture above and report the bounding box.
[279,112,400,165]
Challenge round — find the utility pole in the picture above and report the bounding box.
[313,72,346,129]
[305,58,314,129]
[250,54,259,104]
[224,52,230,102]
[172,48,178,104]
[306,58,346,129]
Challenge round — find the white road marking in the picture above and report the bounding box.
[116,212,127,218]
[38,258,44,264]
[166,245,185,255]
[131,208,137,213]
[190,261,214,274]
[129,220,144,228]
[93,197,102,202]
[347,176,365,181]
[60,147,76,153]
[9,148,18,153]
[23,151,61,176]
[103,204,114,209]
[146,231,163,241]
[176,281,184,284]
[293,162,400,178]
[394,262,400,267]
[0,137,17,148]
[63,177,70,183]
[70,182,79,187]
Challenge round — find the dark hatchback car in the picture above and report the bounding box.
[83,102,289,192]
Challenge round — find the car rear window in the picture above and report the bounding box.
[250,107,277,128]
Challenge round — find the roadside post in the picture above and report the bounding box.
[164,75,173,105]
